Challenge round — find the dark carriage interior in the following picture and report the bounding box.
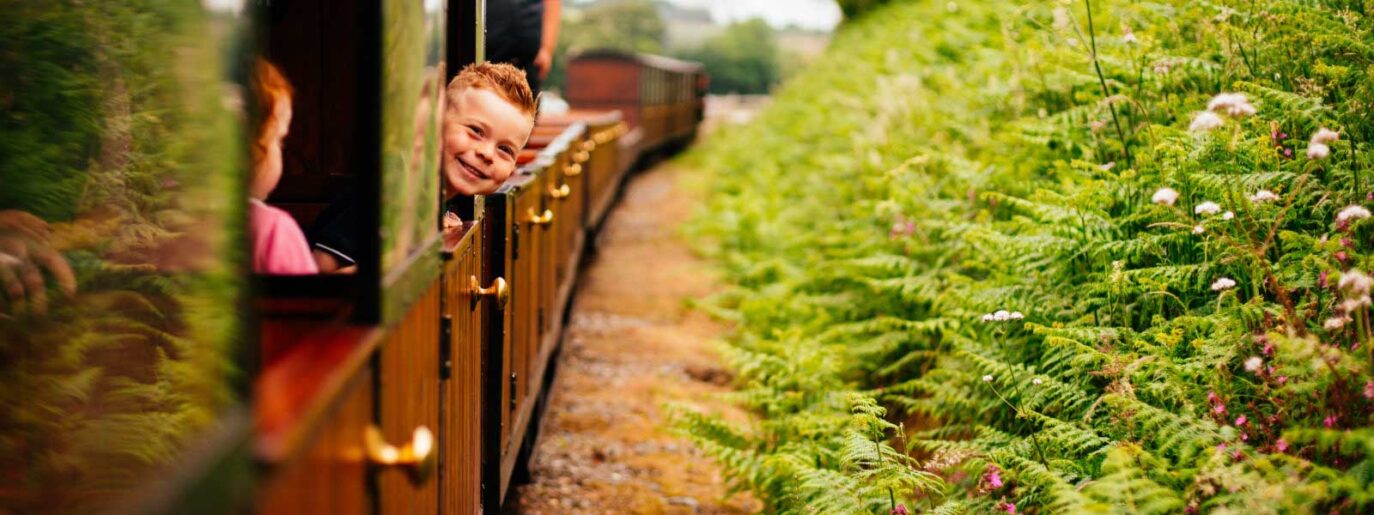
[254,0,376,312]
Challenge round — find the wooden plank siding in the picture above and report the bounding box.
[258,366,374,515]
[377,284,442,514]
[442,225,485,514]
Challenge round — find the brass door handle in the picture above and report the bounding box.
[469,275,509,310]
[573,150,590,163]
[548,183,571,199]
[526,208,553,226]
[365,425,437,485]
[580,140,596,152]
[563,163,582,177]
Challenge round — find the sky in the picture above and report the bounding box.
[666,0,842,31]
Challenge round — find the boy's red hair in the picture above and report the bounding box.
[447,62,536,119]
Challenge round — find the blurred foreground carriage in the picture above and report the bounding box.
[0,1,702,514]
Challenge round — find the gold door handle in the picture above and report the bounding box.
[365,425,437,485]
[573,150,590,164]
[563,163,582,177]
[548,183,571,199]
[469,275,509,310]
[580,140,596,152]
[526,208,554,226]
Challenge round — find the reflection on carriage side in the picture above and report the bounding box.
[0,1,248,512]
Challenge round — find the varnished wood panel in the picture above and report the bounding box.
[442,225,484,515]
[378,285,442,514]
[258,366,373,515]
[513,173,544,446]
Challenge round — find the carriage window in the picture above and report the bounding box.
[255,0,445,324]
[255,0,370,311]
[0,1,248,511]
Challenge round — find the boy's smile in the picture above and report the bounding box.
[443,87,533,198]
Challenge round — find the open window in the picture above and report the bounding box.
[255,0,446,324]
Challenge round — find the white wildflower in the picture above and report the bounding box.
[1206,92,1257,117]
[1032,378,1044,386]
[1195,201,1222,215]
[1307,142,1331,160]
[982,313,995,322]
[1189,111,1224,132]
[1193,224,1206,235]
[1325,316,1351,330]
[993,310,1011,321]
[1122,31,1138,44]
[1337,205,1371,223]
[1211,277,1237,291]
[1052,7,1071,30]
[1243,356,1263,373]
[1009,311,1025,320]
[1338,270,1374,295]
[1250,190,1280,203]
[982,375,994,383]
[1152,187,1180,206]
[1223,211,1235,220]
[1341,297,1371,313]
[1311,127,1340,145]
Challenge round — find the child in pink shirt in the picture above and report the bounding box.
[249,59,317,275]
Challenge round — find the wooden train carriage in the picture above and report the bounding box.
[564,51,705,159]
[539,110,629,231]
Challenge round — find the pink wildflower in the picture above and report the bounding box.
[1365,381,1374,399]
[985,467,1004,489]
[1324,415,1337,428]
[1276,439,1289,453]
[1214,403,1227,415]
[891,505,909,515]
[1277,375,1288,385]
[1235,415,1248,426]
[1207,391,1219,404]
[998,501,1017,514]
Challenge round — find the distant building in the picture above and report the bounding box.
[657,2,720,50]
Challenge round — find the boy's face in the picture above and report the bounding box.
[442,87,532,198]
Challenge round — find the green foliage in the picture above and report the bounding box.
[678,19,783,95]
[0,1,243,511]
[678,0,1374,512]
[835,0,896,20]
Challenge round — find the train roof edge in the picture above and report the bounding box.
[569,49,705,73]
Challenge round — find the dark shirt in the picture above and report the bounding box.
[307,190,360,266]
[308,192,476,267]
[485,0,544,94]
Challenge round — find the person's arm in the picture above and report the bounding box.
[533,0,561,80]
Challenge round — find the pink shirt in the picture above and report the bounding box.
[250,199,319,275]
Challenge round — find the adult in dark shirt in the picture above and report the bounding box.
[485,0,560,96]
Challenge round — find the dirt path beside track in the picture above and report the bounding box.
[509,162,759,514]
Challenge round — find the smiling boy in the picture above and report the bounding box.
[310,62,536,273]
[441,62,537,198]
